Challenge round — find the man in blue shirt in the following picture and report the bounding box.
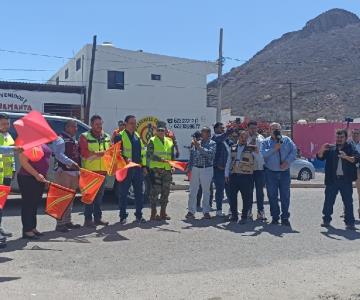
[261,123,296,226]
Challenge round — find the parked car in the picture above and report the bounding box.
[290,158,315,181]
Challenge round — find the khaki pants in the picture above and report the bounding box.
[356,169,360,214]
[54,169,79,226]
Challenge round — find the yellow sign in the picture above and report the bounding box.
[136,116,158,144]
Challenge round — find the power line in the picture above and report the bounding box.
[0,48,73,60]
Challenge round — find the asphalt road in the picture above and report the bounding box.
[1,189,360,300]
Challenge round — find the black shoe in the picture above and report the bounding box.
[281,219,291,226]
[22,233,40,240]
[346,224,356,230]
[120,218,127,225]
[321,222,331,228]
[84,220,96,228]
[271,219,280,225]
[229,217,239,223]
[33,230,44,236]
[136,217,146,224]
[0,227,12,237]
[65,223,81,229]
[0,241,6,248]
[94,220,109,226]
[56,225,69,233]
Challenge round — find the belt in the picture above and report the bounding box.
[194,165,213,169]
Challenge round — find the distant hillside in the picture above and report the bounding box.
[208,8,360,122]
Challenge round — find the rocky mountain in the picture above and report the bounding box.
[207,9,360,123]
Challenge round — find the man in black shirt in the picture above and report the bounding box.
[317,129,360,230]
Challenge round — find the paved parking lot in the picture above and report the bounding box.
[1,188,360,299]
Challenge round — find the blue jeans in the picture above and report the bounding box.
[84,179,106,221]
[250,170,265,213]
[213,167,225,211]
[116,167,144,220]
[323,179,355,225]
[265,169,291,221]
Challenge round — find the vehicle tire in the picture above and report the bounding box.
[297,167,312,181]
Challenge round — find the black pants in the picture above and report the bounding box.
[229,174,253,219]
[18,175,45,233]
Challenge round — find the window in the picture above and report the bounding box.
[44,103,82,120]
[151,74,161,81]
[107,71,125,90]
[76,58,81,71]
[65,68,69,79]
[55,77,59,85]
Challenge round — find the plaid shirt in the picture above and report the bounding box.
[188,139,216,170]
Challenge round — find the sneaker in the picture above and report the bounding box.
[65,223,81,229]
[120,218,127,225]
[271,219,280,225]
[94,220,109,226]
[216,210,225,217]
[321,221,331,228]
[0,227,12,237]
[84,220,96,228]
[185,212,195,219]
[346,224,356,230]
[238,218,247,225]
[203,213,212,219]
[136,217,146,224]
[281,219,291,226]
[55,225,69,233]
[257,211,267,221]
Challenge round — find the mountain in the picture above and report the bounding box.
[207,9,360,123]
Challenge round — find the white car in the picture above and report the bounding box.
[290,158,315,181]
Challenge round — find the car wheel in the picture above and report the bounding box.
[298,168,312,181]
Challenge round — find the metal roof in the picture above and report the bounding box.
[0,81,85,94]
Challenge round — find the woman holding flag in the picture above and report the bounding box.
[18,144,51,239]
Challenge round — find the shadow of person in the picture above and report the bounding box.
[214,220,300,238]
[0,257,13,264]
[321,226,360,241]
[0,276,21,283]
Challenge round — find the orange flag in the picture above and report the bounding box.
[23,146,44,162]
[102,142,126,176]
[14,110,58,150]
[45,182,76,220]
[166,160,188,172]
[115,162,141,182]
[79,168,106,204]
[0,185,11,209]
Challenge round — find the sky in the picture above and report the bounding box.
[0,0,359,83]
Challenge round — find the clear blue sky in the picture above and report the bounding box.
[0,0,359,83]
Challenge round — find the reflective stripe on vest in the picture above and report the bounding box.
[120,130,146,166]
[81,131,110,172]
[149,136,173,170]
[0,133,15,183]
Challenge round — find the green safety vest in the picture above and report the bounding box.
[120,130,146,166]
[0,133,15,184]
[149,136,173,170]
[81,131,111,172]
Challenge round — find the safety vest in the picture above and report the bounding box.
[149,136,173,170]
[81,131,110,172]
[230,144,255,175]
[120,130,146,166]
[0,133,15,184]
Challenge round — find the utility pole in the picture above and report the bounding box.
[216,28,223,123]
[85,35,97,124]
[289,82,294,139]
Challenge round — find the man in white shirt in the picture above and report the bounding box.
[247,121,266,221]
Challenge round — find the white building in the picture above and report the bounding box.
[49,43,217,159]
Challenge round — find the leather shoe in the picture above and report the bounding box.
[65,223,81,229]
[94,220,109,226]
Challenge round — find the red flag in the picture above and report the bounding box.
[0,185,11,209]
[102,142,126,175]
[166,160,188,172]
[45,182,76,220]
[23,146,44,162]
[14,110,58,150]
[79,168,106,204]
[115,162,141,182]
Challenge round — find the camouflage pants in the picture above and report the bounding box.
[149,168,172,209]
